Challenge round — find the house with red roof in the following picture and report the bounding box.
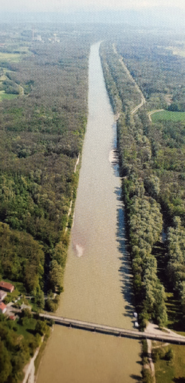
[0,281,14,293]
[0,302,7,314]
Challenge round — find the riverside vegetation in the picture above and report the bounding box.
[100,32,185,382]
[1,22,185,383]
[0,24,90,382]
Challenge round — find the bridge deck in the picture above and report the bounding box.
[39,313,185,345]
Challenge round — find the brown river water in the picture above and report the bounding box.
[37,42,141,383]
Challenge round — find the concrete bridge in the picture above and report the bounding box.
[39,313,185,345]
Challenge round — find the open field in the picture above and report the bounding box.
[0,52,22,62]
[166,45,185,58]
[155,343,185,383]
[0,49,30,63]
[152,110,185,122]
[0,90,17,101]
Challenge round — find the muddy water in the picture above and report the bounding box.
[37,42,141,383]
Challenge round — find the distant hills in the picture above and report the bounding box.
[0,8,185,30]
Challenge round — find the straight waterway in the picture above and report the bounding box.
[37,42,141,383]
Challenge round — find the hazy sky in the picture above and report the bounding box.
[2,0,185,12]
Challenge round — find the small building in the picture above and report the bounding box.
[0,302,7,314]
[0,281,14,293]
[0,290,7,301]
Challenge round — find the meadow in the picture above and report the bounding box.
[0,90,17,101]
[0,52,23,63]
[154,344,185,383]
[152,110,185,122]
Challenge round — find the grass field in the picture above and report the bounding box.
[152,111,185,122]
[166,45,185,58]
[0,52,23,63]
[16,317,37,338]
[155,344,185,383]
[0,90,17,101]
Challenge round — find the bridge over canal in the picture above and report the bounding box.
[39,313,185,345]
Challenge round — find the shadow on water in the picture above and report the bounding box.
[112,161,120,177]
[114,186,135,321]
[130,374,142,382]
[115,191,142,382]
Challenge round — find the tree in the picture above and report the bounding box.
[35,320,48,336]
[0,340,12,383]
[34,290,45,309]
[49,260,63,292]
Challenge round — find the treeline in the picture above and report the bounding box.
[100,42,140,114]
[0,310,51,383]
[0,32,90,300]
[100,36,185,329]
[100,41,167,327]
[167,217,185,317]
[118,112,167,327]
[116,35,185,112]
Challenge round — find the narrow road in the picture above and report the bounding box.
[147,339,156,383]
[112,44,146,114]
[148,109,164,122]
[22,345,40,383]
[18,84,24,96]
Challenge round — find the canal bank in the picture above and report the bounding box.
[37,41,141,383]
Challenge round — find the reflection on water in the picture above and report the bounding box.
[37,42,141,383]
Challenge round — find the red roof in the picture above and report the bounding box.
[0,302,6,310]
[0,281,14,291]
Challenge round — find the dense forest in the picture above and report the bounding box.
[0,27,89,297]
[0,24,90,382]
[100,32,185,382]
[101,35,185,327]
[1,23,185,382]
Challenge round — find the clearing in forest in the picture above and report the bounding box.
[152,110,185,122]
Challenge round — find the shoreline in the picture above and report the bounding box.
[22,338,43,383]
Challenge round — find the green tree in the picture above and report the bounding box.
[0,340,12,383]
[49,260,63,292]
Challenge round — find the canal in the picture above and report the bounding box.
[37,41,141,383]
